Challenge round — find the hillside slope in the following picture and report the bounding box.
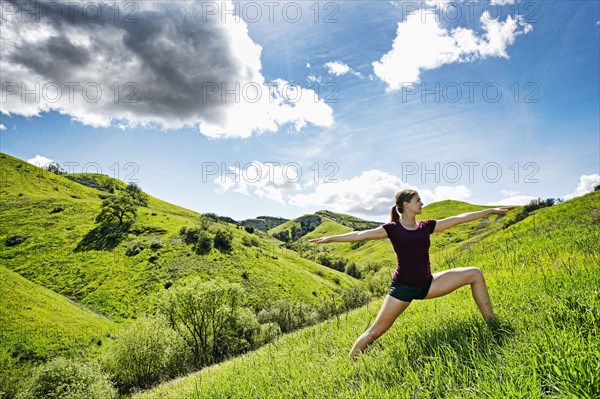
[0,266,116,362]
[136,190,600,399]
[0,153,357,317]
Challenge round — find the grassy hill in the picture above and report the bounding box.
[0,266,117,361]
[135,190,600,398]
[0,153,359,381]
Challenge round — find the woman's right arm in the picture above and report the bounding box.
[308,226,388,244]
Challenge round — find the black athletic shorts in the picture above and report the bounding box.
[388,276,433,302]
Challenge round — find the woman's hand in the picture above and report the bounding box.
[308,237,331,244]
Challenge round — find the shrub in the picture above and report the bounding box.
[257,299,318,334]
[5,235,27,246]
[180,227,201,245]
[244,225,255,234]
[213,229,233,252]
[241,235,260,247]
[157,279,252,367]
[149,253,160,263]
[101,314,189,393]
[150,239,163,249]
[340,286,371,311]
[194,231,213,255]
[17,357,117,399]
[125,244,143,257]
[345,262,361,279]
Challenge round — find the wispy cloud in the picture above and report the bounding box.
[324,61,364,79]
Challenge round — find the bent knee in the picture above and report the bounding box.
[466,267,484,283]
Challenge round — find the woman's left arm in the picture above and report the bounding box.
[433,206,516,233]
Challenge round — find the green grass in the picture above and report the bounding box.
[0,266,117,362]
[0,153,358,374]
[135,191,600,398]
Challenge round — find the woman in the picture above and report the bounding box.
[308,189,515,359]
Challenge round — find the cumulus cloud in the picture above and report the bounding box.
[324,61,363,78]
[1,1,333,138]
[561,174,600,201]
[289,170,409,216]
[0,124,6,130]
[373,7,532,91]
[27,154,54,168]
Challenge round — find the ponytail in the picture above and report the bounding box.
[391,189,418,222]
[391,205,400,222]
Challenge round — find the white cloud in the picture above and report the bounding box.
[27,155,54,168]
[289,170,409,216]
[289,169,472,219]
[373,9,533,91]
[214,161,303,204]
[561,174,600,201]
[0,124,6,130]
[1,1,333,138]
[486,195,536,206]
[324,61,363,79]
[500,189,519,197]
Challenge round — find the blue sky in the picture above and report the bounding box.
[1,0,598,222]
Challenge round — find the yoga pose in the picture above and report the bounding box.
[308,189,515,359]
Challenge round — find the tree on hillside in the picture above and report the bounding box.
[45,162,65,175]
[125,182,149,207]
[96,194,137,230]
[157,279,258,367]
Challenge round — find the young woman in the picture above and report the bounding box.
[308,189,515,359]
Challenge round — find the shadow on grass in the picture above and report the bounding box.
[75,222,132,252]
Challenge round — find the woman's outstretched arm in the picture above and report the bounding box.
[434,206,516,233]
[308,226,388,244]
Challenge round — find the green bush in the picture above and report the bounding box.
[194,230,212,255]
[125,243,143,256]
[101,314,189,393]
[16,357,117,399]
[257,299,318,334]
[241,235,260,247]
[340,286,371,311]
[157,279,254,367]
[213,229,233,252]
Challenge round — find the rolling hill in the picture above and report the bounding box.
[0,153,359,379]
[135,189,600,399]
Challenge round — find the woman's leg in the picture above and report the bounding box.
[425,267,495,321]
[349,295,411,359]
